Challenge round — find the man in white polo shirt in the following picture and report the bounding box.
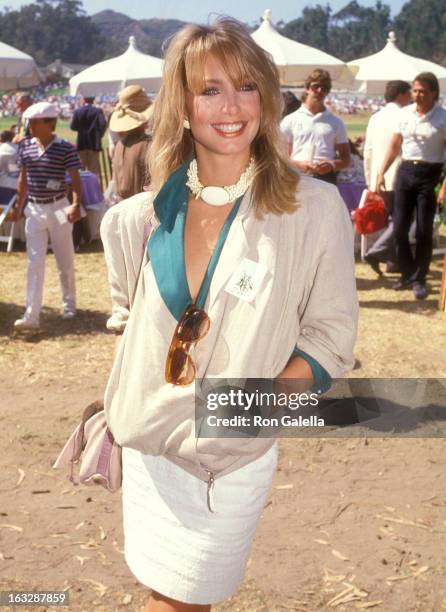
[363,80,412,275]
[280,69,350,184]
[377,72,446,300]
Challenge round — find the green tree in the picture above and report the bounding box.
[281,5,332,53]
[279,1,392,62]
[394,0,446,64]
[0,0,107,65]
[330,1,392,61]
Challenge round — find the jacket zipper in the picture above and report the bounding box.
[205,470,215,513]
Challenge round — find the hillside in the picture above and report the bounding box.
[91,10,187,58]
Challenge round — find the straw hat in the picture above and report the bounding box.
[109,85,153,132]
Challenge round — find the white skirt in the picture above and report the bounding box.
[122,443,278,605]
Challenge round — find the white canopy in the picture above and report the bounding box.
[251,9,355,86]
[0,41,40,90]
[69,37,163,96]
[348,32,446,95]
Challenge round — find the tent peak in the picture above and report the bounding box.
[387,31,397,46]
[262,9,272,22]
[69,34,163,96]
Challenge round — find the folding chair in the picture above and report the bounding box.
[0,186,18,253]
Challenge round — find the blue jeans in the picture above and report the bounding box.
[393,162,443,284]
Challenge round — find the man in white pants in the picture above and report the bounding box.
[11,102,82,330]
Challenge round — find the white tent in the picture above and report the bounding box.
[348,32,446,95]
[69,37,163,96]
[251,9,355,86]
[0,41,40,90]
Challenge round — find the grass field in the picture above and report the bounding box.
[341,113,370,136]
[0,116,75,142]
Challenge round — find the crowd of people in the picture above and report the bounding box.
[281,72,446,301]
[0,84,116,121]
[2,59,444,336]
[3,64,445,334]
[3,78,444,124]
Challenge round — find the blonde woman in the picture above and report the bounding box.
[101,18,358,612]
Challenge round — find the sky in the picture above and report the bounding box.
[0,0,408,23]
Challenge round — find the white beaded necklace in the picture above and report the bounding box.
[186,157,256,206]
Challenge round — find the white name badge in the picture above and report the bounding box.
[225,258,268,302]
[47,179,62,190]
[54,206,70,225]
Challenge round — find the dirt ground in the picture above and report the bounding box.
[1,239,446,612]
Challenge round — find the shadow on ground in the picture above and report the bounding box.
[0,238,103,255]
[0,302,109,339]
[359,298,438,312]
[356,268,442,292]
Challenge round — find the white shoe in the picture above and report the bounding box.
[62,309,76,320]
[14,317,40,331]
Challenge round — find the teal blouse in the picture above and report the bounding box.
[148,162,331,393]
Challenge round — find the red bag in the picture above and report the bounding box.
[354,191,388,235]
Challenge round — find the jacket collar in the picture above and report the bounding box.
[150,160,253,313]
[152,161,189,231]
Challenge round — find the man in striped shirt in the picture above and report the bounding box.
[11,102,82,330]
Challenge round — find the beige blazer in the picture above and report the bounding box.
[101,176,359,481]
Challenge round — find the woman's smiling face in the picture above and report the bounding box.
[185,54,261,163]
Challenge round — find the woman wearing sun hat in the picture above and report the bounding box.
[109,85,153,200]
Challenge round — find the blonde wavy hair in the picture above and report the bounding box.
[148,17,299,215]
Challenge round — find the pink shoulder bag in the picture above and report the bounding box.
[53,400,121,492]
[53,220,152,492]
